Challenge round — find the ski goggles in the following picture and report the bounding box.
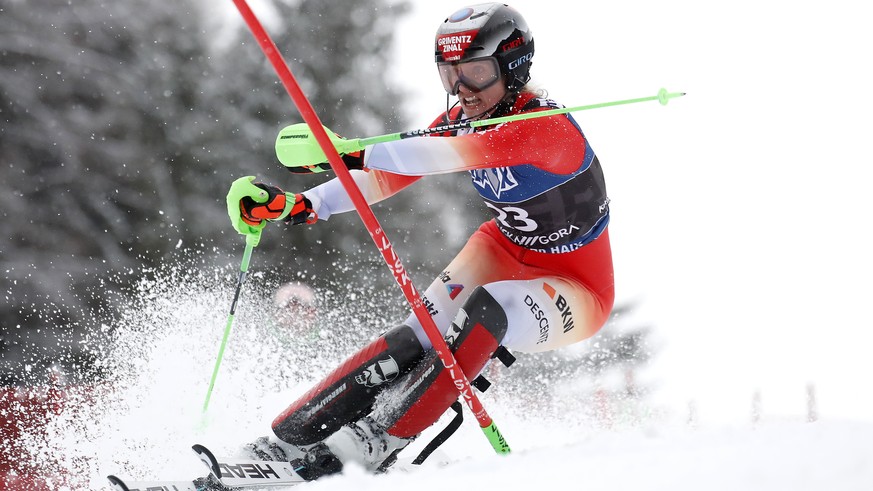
[437,57,502,95]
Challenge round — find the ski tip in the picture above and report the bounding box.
[192,443,221,477]
[106,475,131,491]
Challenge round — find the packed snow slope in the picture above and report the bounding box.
[14,258,873,491]
[316,420,873,491]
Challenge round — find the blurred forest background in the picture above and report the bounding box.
[1,0,446,383]
[0,0,650,389]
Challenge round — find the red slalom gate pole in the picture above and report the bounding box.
[230,0,510,454]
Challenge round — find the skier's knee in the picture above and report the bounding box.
[445,285,509,351]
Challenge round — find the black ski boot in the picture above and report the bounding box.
[291,442,344,481]
[243,435,342,482]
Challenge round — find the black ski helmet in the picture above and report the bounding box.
[435,3,535,93]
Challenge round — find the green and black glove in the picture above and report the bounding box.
[226,176,316,245]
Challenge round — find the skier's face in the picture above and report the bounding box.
[456,78,508,118]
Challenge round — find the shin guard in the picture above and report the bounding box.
[383,287,508,438]
[272,324,424,445]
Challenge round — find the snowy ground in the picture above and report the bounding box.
[14,261,873,490]
[317,420,873,491]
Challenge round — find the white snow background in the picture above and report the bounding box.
[17,0,873,489]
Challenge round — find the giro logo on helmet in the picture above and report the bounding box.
[501,37,525,52]
[508,52,534,70]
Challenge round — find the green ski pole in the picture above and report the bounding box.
[276,88,685,169]
[202,235,257,415]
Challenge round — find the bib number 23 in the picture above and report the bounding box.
[485,202,538,232]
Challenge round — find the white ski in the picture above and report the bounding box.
[193,443,309,487]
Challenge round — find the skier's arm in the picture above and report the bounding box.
[302,169,421,221]
[363,113,587,176]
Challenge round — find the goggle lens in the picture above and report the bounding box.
[437,58,501,95]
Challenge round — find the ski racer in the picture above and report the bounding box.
[225,1,615,480]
